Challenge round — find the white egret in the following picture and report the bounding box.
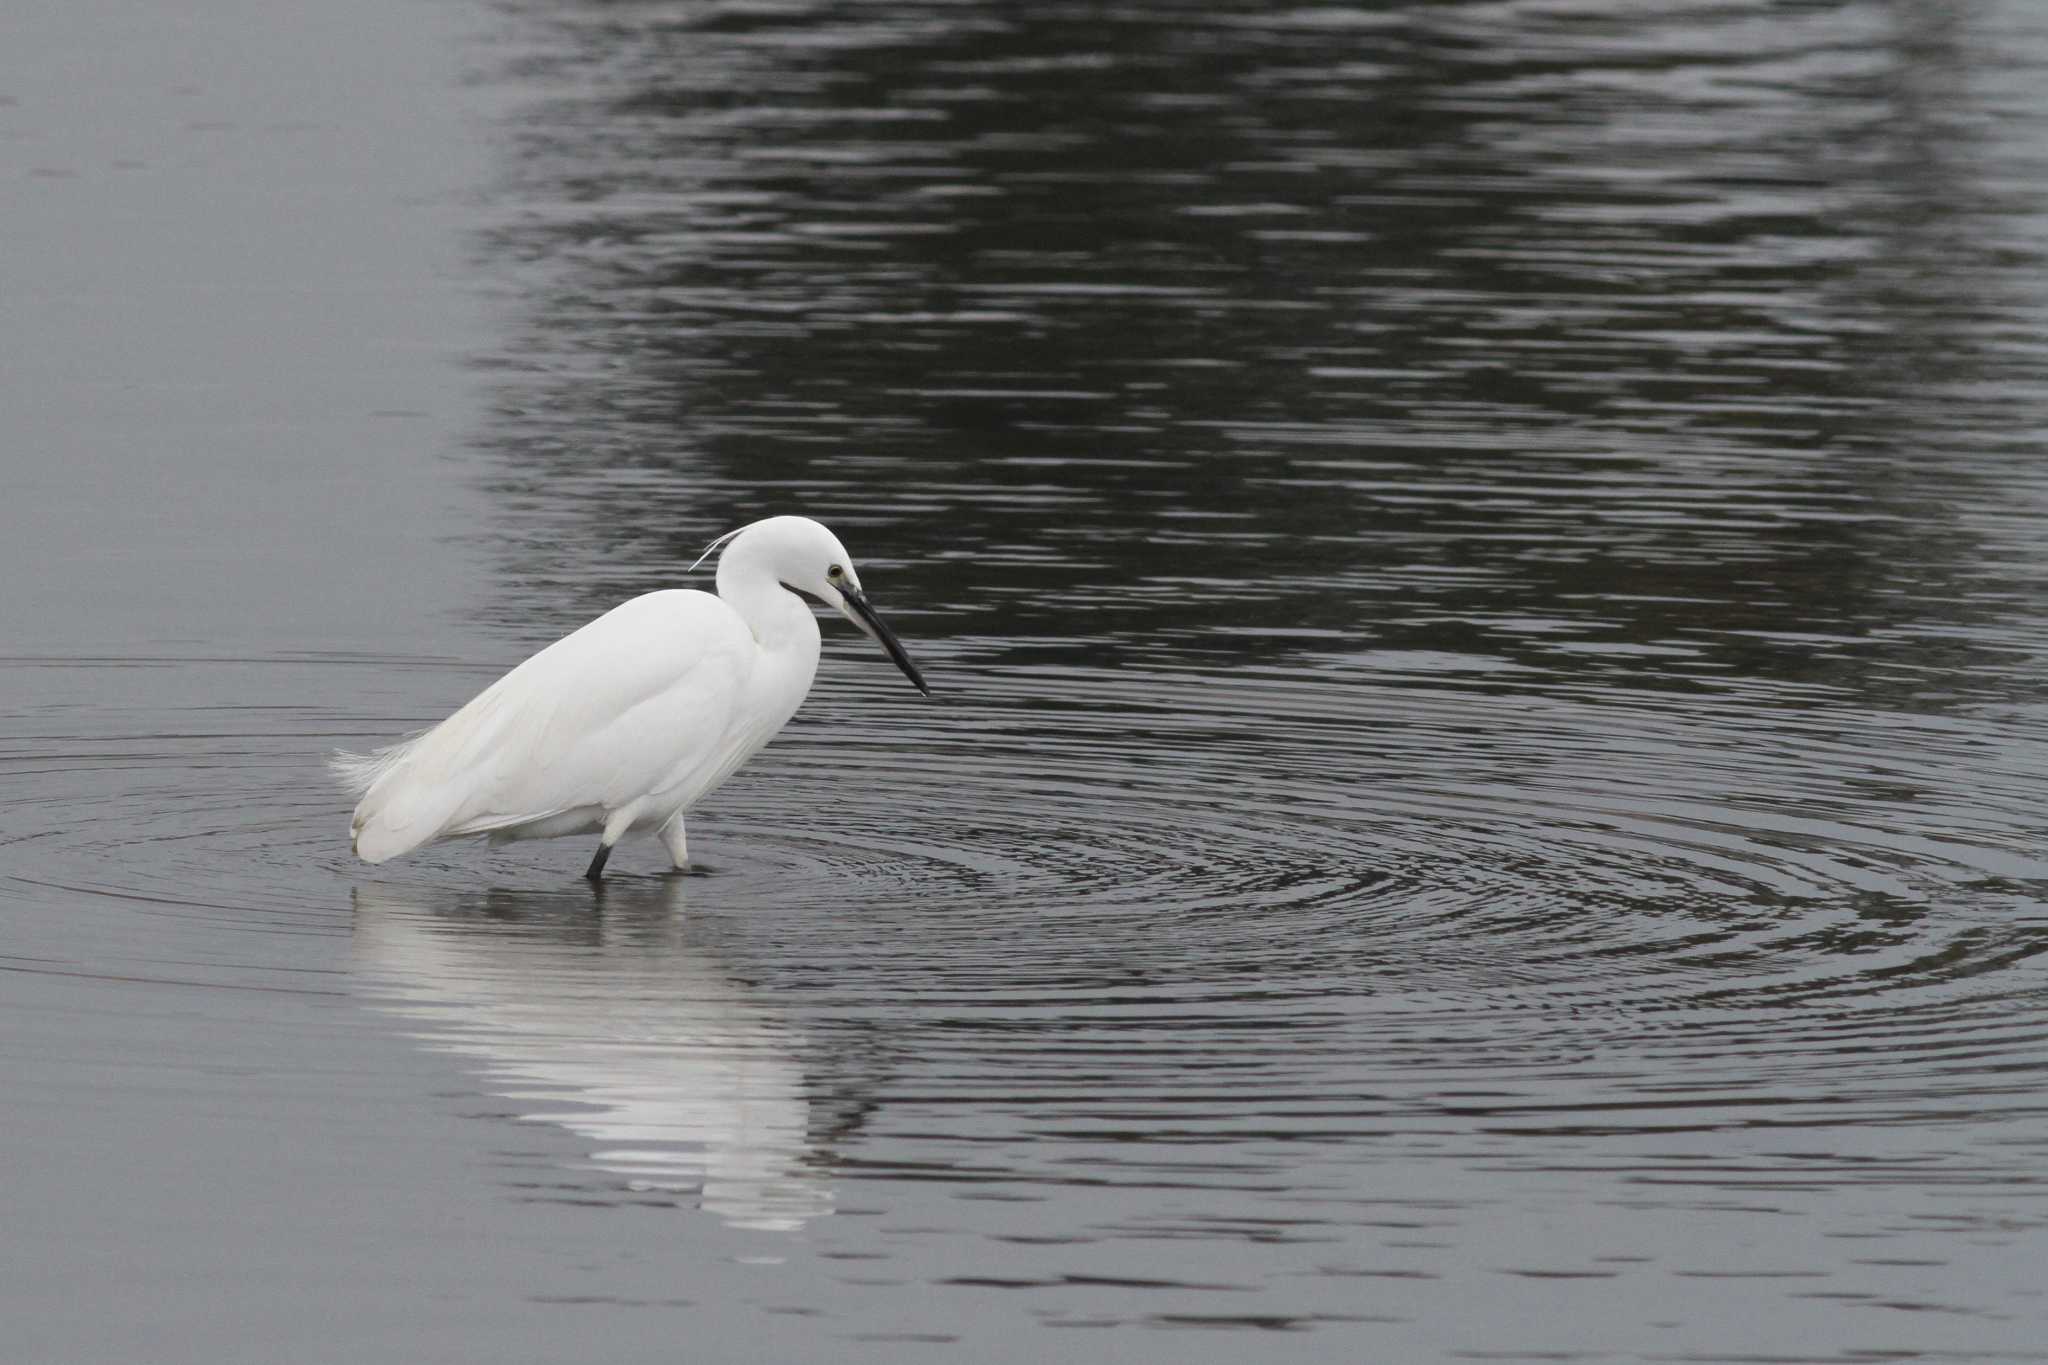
[333,515,928,880]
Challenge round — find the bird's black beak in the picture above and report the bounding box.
[839,586,930,697]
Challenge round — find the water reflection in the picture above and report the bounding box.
[351,880,833,1232]
[466,0,2048,717]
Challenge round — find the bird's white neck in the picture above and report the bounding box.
[716,549,822,654]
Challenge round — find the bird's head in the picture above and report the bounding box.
[709,515,931,697]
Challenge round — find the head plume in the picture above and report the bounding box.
[688,526,746,574]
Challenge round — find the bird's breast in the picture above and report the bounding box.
[750,617,823,730]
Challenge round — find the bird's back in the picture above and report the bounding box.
[343,589,759,862]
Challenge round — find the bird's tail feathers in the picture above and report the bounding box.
[328,733,425,799]
[336,733,453,864]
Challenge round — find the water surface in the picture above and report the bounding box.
[7,0,2048,1360]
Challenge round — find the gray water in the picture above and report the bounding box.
[6,0,2048,1360]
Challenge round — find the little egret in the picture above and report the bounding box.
[332,515,928,880]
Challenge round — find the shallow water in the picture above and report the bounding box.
[8,0,2048,1360]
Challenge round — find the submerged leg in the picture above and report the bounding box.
[585,808,636,883]
[658,812,689,872]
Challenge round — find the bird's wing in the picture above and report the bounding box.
[350,590,753,860]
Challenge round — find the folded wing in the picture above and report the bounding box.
[343,590,752,862]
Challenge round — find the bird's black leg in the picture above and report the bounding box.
[584,840,613,883]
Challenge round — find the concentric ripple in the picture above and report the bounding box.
[10,630,2048,1340]
[721,661,2048,1020]
[15,644,2048,1165]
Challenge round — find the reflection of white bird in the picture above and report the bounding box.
[352,883,833,1232]
[334,516,928,879]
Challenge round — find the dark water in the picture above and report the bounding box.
[8,0,2048,1359]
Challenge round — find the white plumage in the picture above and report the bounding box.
[333,515,928,879]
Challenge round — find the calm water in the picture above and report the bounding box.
[7,0,2048,1359]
